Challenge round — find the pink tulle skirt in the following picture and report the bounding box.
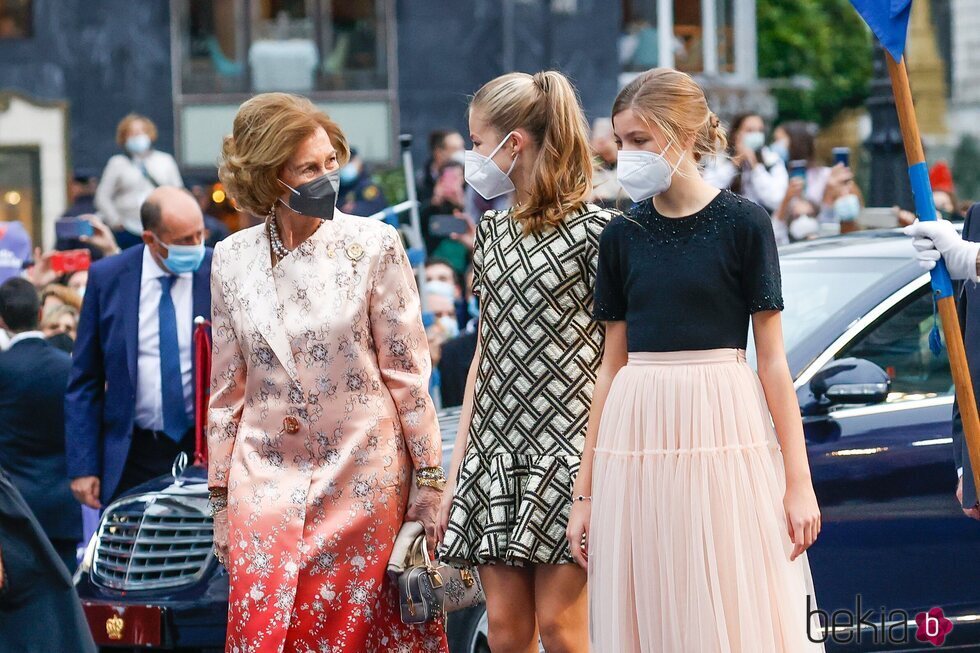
[588,349,825,652]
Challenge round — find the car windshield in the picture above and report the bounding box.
[746,257,913,367]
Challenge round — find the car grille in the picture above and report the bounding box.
[92,495,214,590]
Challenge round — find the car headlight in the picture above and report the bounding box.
[73,532,98,585]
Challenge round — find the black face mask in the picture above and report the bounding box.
[278,170,340,220]
[47,332,74,354]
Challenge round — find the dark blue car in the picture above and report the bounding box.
[74,229,980,651]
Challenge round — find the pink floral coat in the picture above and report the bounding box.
[207,214,448,653]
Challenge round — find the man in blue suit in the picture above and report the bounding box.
[906,202,980,519]
[66,186,212,508]
[0,278,79,571]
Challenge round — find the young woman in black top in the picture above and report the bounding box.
[566,68,823,652]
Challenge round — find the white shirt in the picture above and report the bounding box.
[135,247,194,432]
[702,148,789,212]
[7,331,44,348]
[94,150,184,235]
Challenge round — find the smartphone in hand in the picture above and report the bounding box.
[832,147,850,168]
[55,217,94,241]
[429,214,470,238]
[50,249,92,274]
[788,160,808,181]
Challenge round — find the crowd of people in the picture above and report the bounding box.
[4,108,970,420]
[0,63,977,652]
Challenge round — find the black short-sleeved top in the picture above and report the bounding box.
[593,189,783,352]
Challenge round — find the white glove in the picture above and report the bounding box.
[903,219,980,281]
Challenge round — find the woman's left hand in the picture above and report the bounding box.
[406,486,443,552]
[27,248,58,288]
[784,480,821,562]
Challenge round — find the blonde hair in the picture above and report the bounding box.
[41,304,78,329]
[612,68,727,163]
[470,71,592,234]
[218,93,350,216]
[116,114,158,148]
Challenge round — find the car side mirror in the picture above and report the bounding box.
[810,357,891,408]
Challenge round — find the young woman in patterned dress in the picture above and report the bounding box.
[436,71,616,653]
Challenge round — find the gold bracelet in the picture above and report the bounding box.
[208,494,228,516]
[416,476,446,491]
[415,467,445,481]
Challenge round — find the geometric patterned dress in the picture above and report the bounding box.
[439,204,615,567]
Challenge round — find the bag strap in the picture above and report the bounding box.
[132,156,162,188]
[408,527,439,570]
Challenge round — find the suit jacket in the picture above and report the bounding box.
[65,245,212,503]
[0,466,96,653]
[953,202,980,507]
[0,338,78,541]
[438,328,478,408]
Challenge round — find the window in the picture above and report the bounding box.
[715,0,734,74]
[177,0,389,96]
[173,0,396,169]
[745,257,912,368]
[0,147,41,243]
[620,0,735,76]
[0,0,31,39]
[672,1,702,73]
[620,0,660,73]
[835,287,953,403]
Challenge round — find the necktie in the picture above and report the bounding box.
[159,275,189,442]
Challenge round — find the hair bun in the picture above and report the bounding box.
[532,71,548,93]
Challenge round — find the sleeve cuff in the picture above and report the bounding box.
[958,466,964,479]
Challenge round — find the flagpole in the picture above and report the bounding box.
[885,53,980,504]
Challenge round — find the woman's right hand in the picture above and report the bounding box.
[435,486,455,547]
[213,509,229,567]
[823,163,852,203]
[566,500,591,570]
[785,177,804,201]
[79,214,121,256]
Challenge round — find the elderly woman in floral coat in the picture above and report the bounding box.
[207,92,448,653]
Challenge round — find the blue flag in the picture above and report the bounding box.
[849,0,912,61]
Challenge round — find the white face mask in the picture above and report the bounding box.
[833,193,861,222]
[126,133,152,155]
[742,131,765,152]
[616,141,685,202]
[789,214,819,241]
[464,132,518,200]
[437,315,459,339]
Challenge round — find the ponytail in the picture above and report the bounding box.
[471,71,592,234]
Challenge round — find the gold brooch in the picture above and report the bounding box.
[345,242,364,261]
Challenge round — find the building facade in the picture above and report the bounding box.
[949,0,980,141]
[0,0,761,244]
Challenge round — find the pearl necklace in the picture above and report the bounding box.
[267,207,323,261]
